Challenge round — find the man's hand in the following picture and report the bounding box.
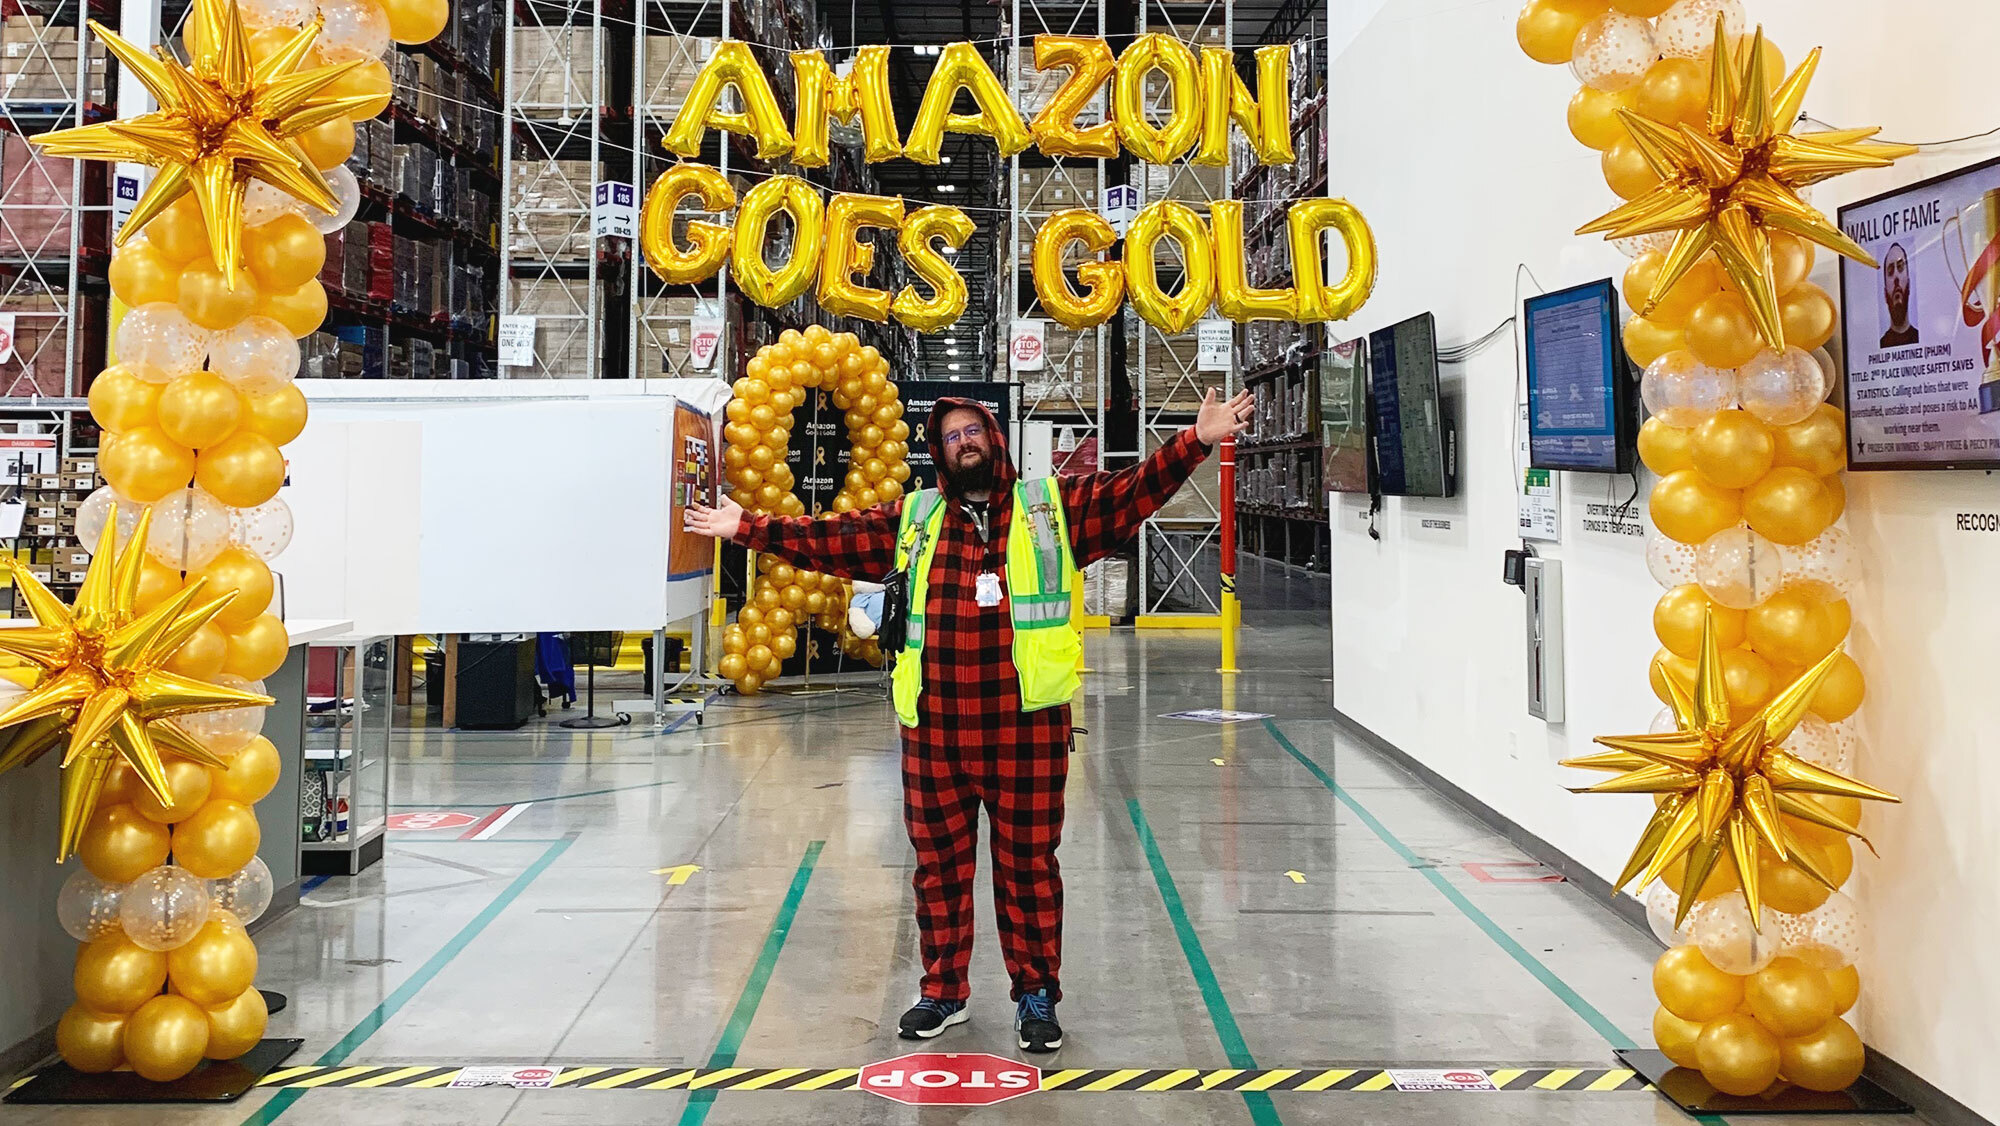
[1195,388,1255,446]
[684,495,744,540]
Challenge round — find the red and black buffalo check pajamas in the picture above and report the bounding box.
[735,408,1209,1003]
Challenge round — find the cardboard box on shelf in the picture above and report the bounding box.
[642,33,712,112]
[508,279,602,378]
[508,26,604,114]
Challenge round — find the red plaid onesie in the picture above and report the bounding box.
[734,397,1210,1003]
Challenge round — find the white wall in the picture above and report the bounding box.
[1326,1,2000,1117]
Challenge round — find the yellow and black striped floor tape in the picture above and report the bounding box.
[250,1064,1655,1093]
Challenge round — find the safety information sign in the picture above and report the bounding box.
[1388,1069,1498,1092]
[1162,709,1273,724]
[449,1066,558,1089]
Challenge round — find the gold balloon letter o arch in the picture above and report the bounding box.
[718,325,912,694]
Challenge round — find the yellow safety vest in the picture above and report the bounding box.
[890,477,1081,728]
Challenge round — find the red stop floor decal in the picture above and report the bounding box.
[859,1052,1041,1107]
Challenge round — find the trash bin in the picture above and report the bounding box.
[641,635,686,695]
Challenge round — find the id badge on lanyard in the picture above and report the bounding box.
[975,572,1003,608]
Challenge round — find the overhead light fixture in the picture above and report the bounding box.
[941,156,952,164]
[938,184,955,192]
[948,363,961,371]
[946,348,959,356]
[942,246,956,255]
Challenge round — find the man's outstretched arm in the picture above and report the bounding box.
[685,494,903,580]
[1058,387,1252,567]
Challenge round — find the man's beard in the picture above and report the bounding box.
[942,450,996,494]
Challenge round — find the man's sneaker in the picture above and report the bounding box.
[1014,989,1062,1053]
[899,998,969,1040]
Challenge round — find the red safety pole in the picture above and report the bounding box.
[1219,431,1239,674]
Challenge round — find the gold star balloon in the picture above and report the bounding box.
[0,507,272,861]
[1562,611,1898,928]
[29,0,375,283]
[1578,17,1919,351]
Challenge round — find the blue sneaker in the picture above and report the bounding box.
[899,998,969,1040]
[1015,989,1062,1053]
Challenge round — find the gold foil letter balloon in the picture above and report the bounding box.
[905,42,1032,164]
[1193,45,1294,166]
[1210,201,1299,321]
[1114,34,1203,165]
[1288,198,1379,323]
[731,176,825,308]
[1029,36,1118,159]
[1032,209,1125,331]
[819,193,906,322]
[893,205,976,333]
[639,163,735,285]
[790,47,901,165]
[1124,201,1215,335]
[662,40,794,161]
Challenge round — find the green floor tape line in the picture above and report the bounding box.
[1127,799,1285,1126]
[678,839,825,1126]
[239,834,576,1126]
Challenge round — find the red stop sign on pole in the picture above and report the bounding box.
[858,1052,1041,1107]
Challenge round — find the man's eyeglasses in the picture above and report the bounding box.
[943,423,985,448]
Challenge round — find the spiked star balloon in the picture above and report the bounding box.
[29,0,376,283]
[1562,611,1898,929]
[0,508,273,862]
[1577,17,1918,351]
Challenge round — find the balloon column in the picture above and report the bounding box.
[5,0,449,1084]
[1517,0,1915,1098]
[717,326,911,695]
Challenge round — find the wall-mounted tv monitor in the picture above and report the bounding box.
[1524,278,1637,473]
[1320,337,1371,495]
[1367,313,1456,498]
[1837,155,2000,471]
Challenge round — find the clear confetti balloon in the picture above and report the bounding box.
[310,165,363,235]
[1778,892,1864,969]
[1690,894,1781,975]
[114,303,211,379]
[57,869,128,943]
[1738,347,1827,427]
[1647,529,1700,588]
[1781,714,1848,772]
[242,0,314,28]
[75,485,149,554]
[1614,232,1676,259]
[118,865,212,952]
[1645,881,1689,947]
[1695,524,1786,609]
[1642,352,1738,428]
[207,856,274,925]
[231,496,296,561]
[208,316,300,395]
[316,0,391,61]
[1650,707,1679,734]
[1570,11,1659,92]
[146,488,232,571]
[244,180,308,227]
[180,676,268,755]
[1654,0,1746,59]
[1783,525,1858,601]
[1830,717,1863,770]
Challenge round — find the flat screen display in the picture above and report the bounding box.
[1320,337,1370,495]
[1367,313,1452,497]
[1524,279,1634,472]
[1838,155,2000,470]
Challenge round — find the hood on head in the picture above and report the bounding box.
[923,396,1015,498]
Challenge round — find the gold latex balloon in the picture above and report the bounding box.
[1634,56,1708,128]
[1771,404,1846,477]
[1779,1016,1865,1092]
[1290,199,1377,323]
[1654,1006,1707,1069]
[1687,291,1765,370]
[819,193,904,322]
[196,548,275,627]
[1759,847,1834,914]
[1638,417,1695,474]
[1610,0,1673,13]
[1781,284,1838,352]
[258,280,329,339]
[1568,85,1633,151]
[57,1005,128,1073]
[294,117,355,171]
[323,58,393,119]
[193,431,285,508]
[1032,208,1125,331]
[167,913,257,1006]
[1662,848,1740,901]
[1194,45,1293,166]
[88,365,164,432]
[1656,585,1746,659]
[164,620,228,679]
[123,994,210,1082]
[1029,36,1117,158]
[1623,315,1686,367]
[892,205,975,332]
[171,799,261,879]
[1721,646,1775,711]
[1746,590,1842,667]
[1821,471,1846,521]
[1649,469,1741,544]
[204,985,268,1060]
[905,42,1031,164]
[239,384,308,447]
[243,213,325,293]
[663,40,794,161]
[790,47,899,165]
[1626,252,1722,328]
[1125,201,1214,335]
[1603,137,1663,201]
[1696,1013,1783,1096]
[1826,965,1860,1016]
[731,176,825,308]
[1743,466,1833,546]
[1516,0,1607,64]
[1810,653,1865,722]
[1690,409,1775,489]
[109,239,181,307]
[145,195,210,265]
[222,613,290,681]
[1783,793,1862,848]
[101,426,197,503]
[638,163,735,285]
[75,935,169,1013]
[1655,945,1743,1022]
[157,371,245,450]
[78,803,173,883]
[1735,230,1817,297]
[134,758,215,824]
[211,735,280,804]
[1113,34,1202,165]
[1212,201,1297,322]
[384,0,449,44]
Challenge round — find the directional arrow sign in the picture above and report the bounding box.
[1284,870,1306,884]
[652,864,701,884]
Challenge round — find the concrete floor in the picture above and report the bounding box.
[5,569,1923,1125]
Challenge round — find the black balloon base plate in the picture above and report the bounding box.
[1617,1049,1912,1116]
[6,1038,302,1104]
